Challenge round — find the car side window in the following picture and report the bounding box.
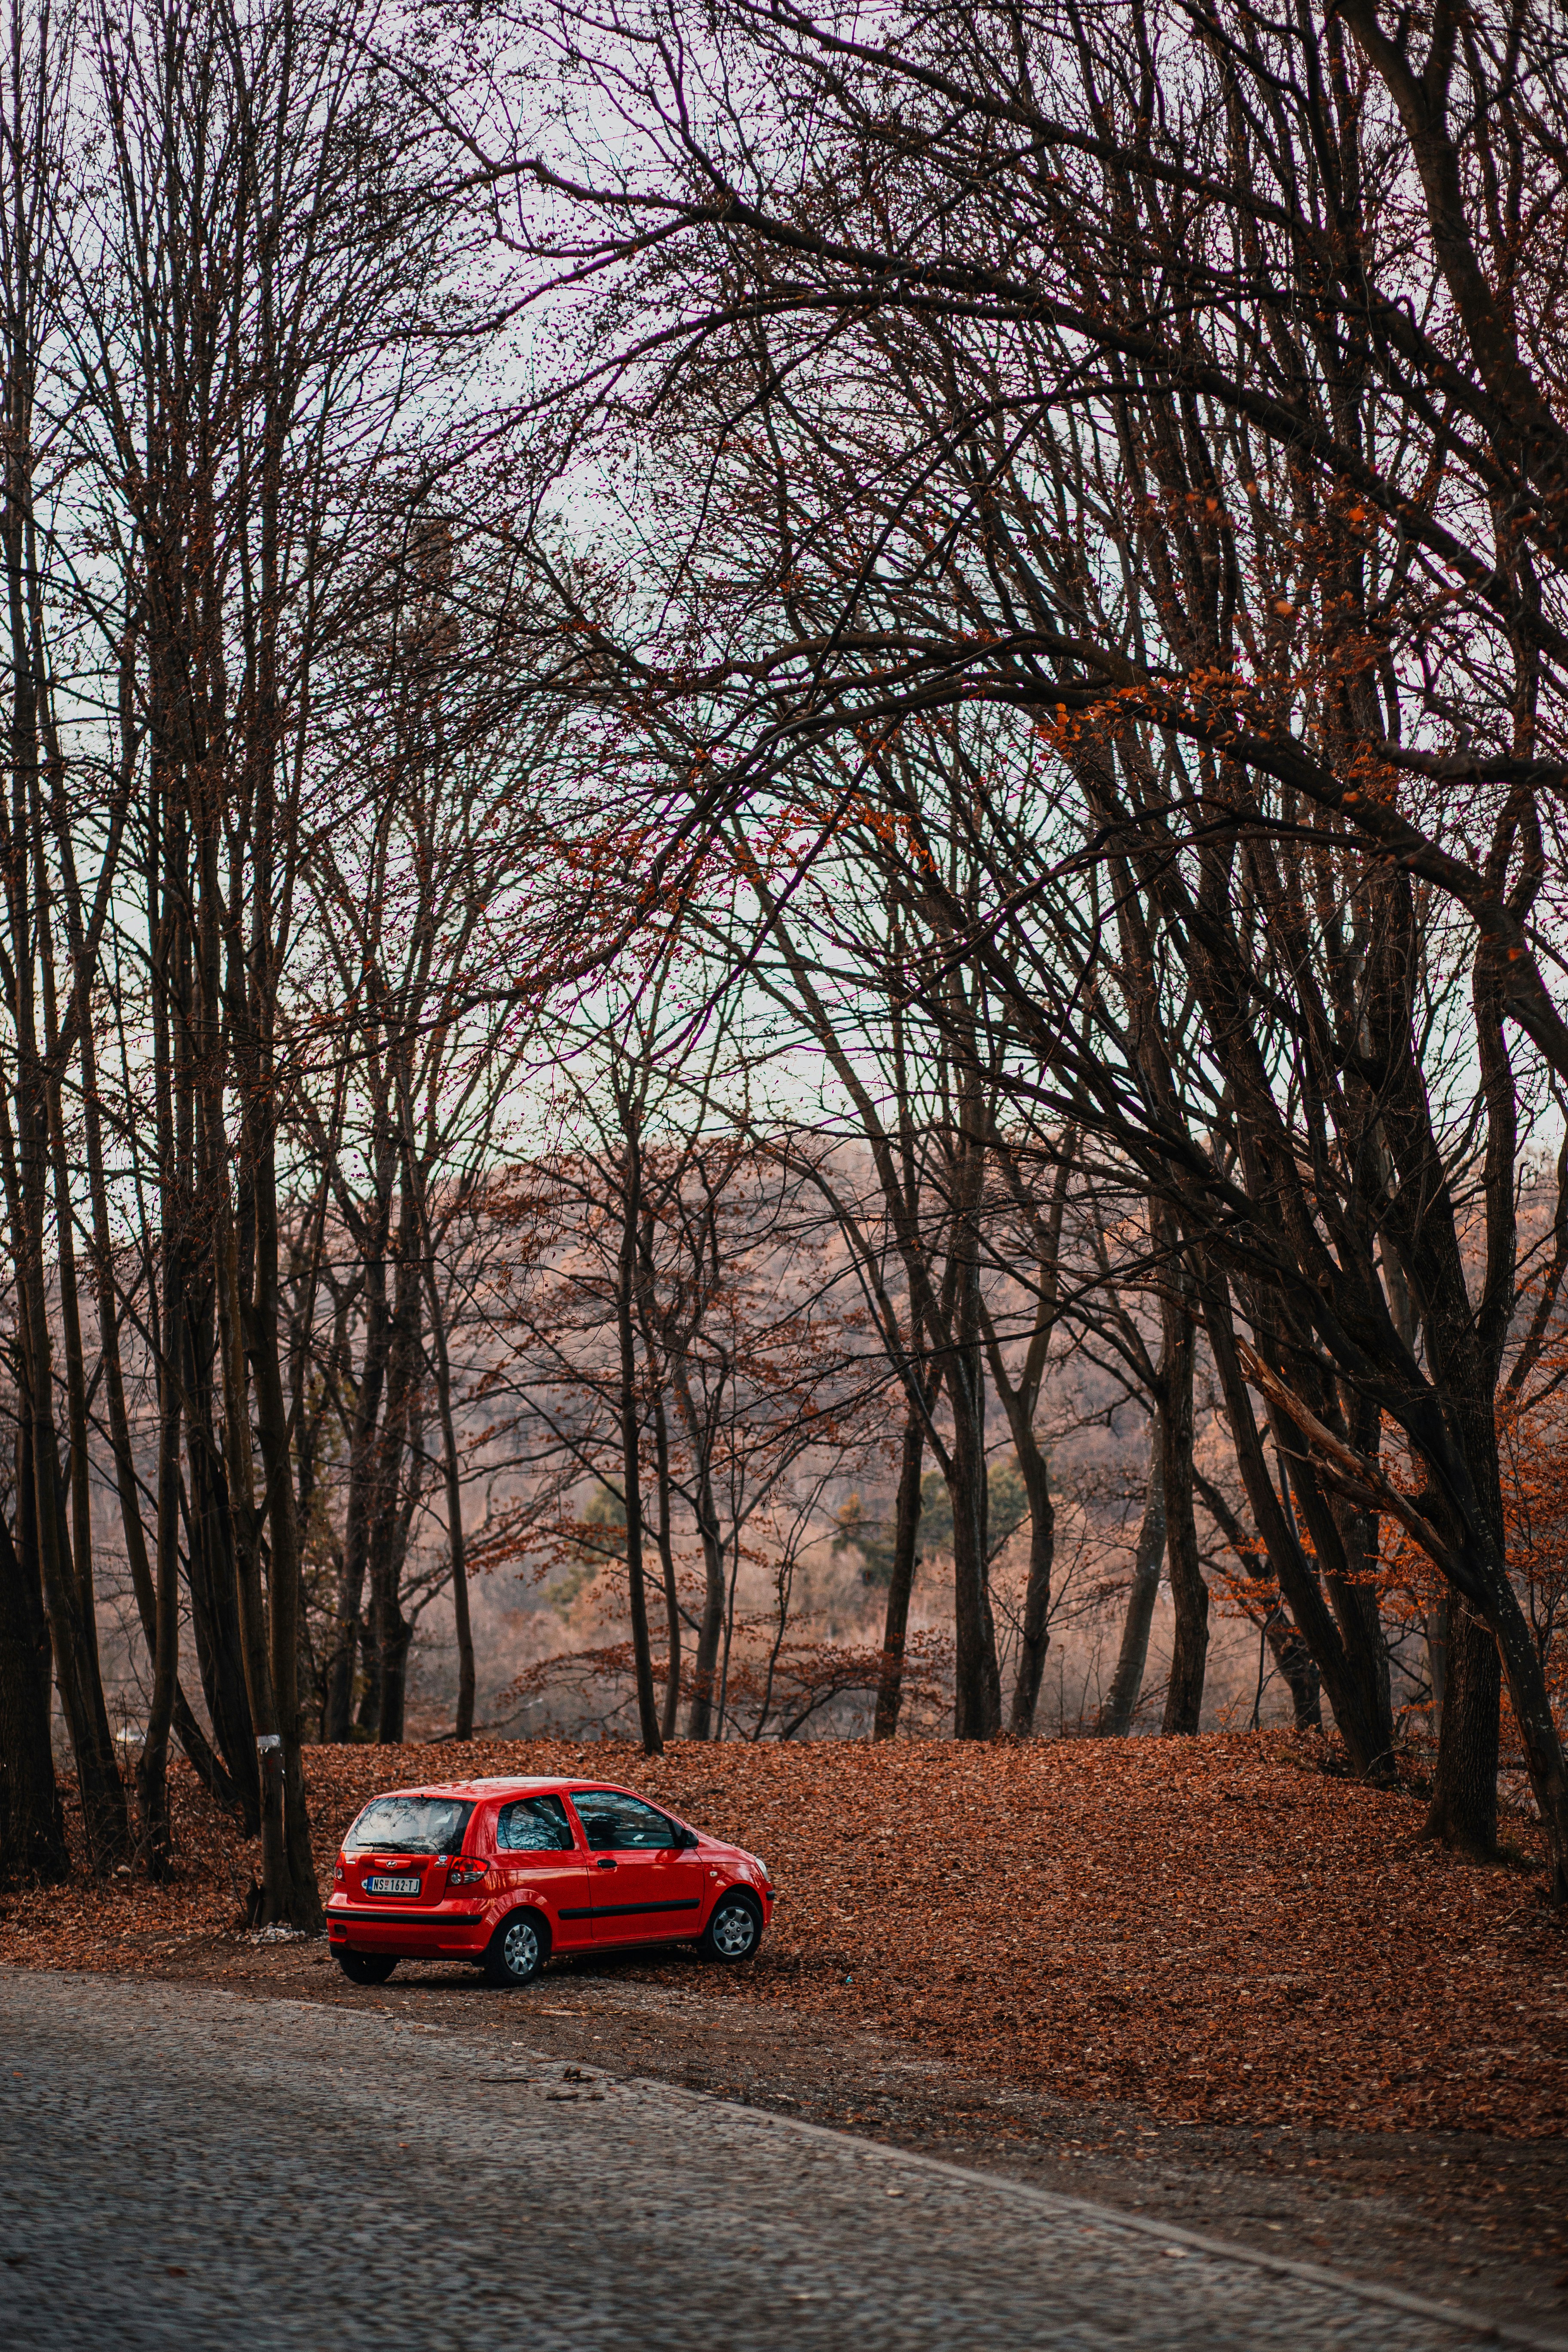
[570,1790,677,1851]
[495,1795,575,1853]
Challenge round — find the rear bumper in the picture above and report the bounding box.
[328,1902,491,1956]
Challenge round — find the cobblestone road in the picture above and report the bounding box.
[1,1969,1559,2351]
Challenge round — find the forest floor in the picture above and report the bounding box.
[4,1731,1567,2336]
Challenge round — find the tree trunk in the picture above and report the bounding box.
[947,1393,1001,1736]
[21,1354,127,1873]
[1098,1418,1166,1737]
[85,967,180,1867]
[1425,1603,1500,1859]
[0,1498,67,1886]
[249,1161,326,1928]
[873,1409,925,1740]
[616,1148,662,1756]
[1005,1426,1055,1735]
[423,1263,475,1741]
[184,1378,261,1829]
[649,1394,682,1741]
[1428,1594,1449,1726]
[1273,1620,1324,1732]
[215,1184,288,1919]
[1159,1271,1207,1736]
[673,1346,727,1740]
[363,1229,420,1745]
[137,1318,182,1882]
[325,1238,392,1740]
[1203,1273,1393,1779]
[947,1248,1002,1738]
[1272,1423,1393,1769]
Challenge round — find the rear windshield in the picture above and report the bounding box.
[343,1796,475,1856]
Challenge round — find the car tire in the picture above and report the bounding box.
[484,1909,548,1988]
[699,1887,763,1963]
[334,1948,398,1985]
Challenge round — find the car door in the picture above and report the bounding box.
[490,1794,594,1950]
[567,1789,704,1948]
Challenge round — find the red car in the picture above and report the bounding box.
[326,1774,775,1988]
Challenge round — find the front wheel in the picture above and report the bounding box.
[700,1889,763,1964]
[334,1948,397,1985]
[484,1911,546,1988]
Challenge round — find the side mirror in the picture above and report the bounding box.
[676,1825,699,1850]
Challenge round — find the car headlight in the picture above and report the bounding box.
[753,1857,770,1883]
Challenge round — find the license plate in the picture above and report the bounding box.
[364,1874,421,1896]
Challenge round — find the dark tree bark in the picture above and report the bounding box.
[1425,1606,1501,1859]
[983,1130,1073,1735]
[1158,1255,1207,1736]
[184,1347,261,1827]
[1004,1431,1055,1736]
[421,1253,475,1743]
[0,1498,67,1886]
[615,1119,663,1756]
[1274,1625,1324,1733]
[873,1407,926,1741]
[325,1216,391,1742]
[362,1211,420,1746]
[946,1098,1002,1740]
[648,1390,683,1742]
[1204,1278,1391,1777]
[1098,1418,1166,1739]
[674,1341,728,1741]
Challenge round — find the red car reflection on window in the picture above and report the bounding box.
[325,1776,775,1988]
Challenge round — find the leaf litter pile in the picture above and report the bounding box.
[3,1730,1565,2137]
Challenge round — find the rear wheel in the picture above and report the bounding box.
[700,1889,763,1963]
[484,1910,546,1988]
[334,1948,398,1986]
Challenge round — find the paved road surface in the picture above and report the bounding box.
[0,1969,1557,2351]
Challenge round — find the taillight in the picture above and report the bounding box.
[334,1861,344,1882]
[446,1858,487,1890]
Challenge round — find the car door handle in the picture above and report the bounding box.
[596,1858,617,1870]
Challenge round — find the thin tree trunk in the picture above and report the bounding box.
[138,1313,182,1879]
[364,1213,420,1744]
[673,1348,726,1741]
[1006,1425,1055,1734]
[1204,1272,1393,1778]
[183,1346,260,1827]
[325,1240,390,1741]
[873,1408,925,1740]
[419,1224,475,1741]
[616,1137,662,1755]
[16,1283,127,1872]
[1271,1417,1393,1765]
[1159,1266,1207,1736]
[947,1237,1001,1738]
[215,1182,288,1919]
[649,1393,682,1741]
[249,1158,325,1928]
[1098,1417,1167,1738]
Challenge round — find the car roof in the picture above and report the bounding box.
[355,1776,644,1802]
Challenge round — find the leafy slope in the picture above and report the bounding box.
[3,1732,1563,2136]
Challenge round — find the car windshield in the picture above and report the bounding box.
[343,1796,474,1856]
